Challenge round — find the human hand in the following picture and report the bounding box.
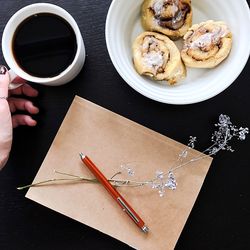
[0,65,39,169]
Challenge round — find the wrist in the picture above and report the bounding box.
[0,138,12,170]
[0,152,9,170]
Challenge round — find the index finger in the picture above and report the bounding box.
[9,83,38,97]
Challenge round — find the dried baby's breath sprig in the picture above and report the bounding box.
[148,114,248,196]
[17,115,248,197]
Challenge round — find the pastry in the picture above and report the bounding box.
[141,0,192,40]
[181,20,233,68]
[132,31,186,85]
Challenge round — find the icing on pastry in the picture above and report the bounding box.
[181,20,232,68]
[133,31,186,84]
[141,0,192,40]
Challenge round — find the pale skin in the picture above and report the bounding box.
[0,66,39,169]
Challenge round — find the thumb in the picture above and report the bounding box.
[0,65,10,97]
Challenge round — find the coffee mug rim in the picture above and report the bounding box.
[2,3,83,84]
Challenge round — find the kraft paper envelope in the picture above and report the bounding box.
[26,96,212,250]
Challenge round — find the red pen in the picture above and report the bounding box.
[79,153,149,233]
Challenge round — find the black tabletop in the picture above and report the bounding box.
[1,1,250,249]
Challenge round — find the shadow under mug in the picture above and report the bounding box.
[2,3,86,90]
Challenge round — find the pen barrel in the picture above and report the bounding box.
[83,156,118,200]
[82,155,147,230]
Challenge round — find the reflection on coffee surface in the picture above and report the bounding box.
[12,13,77,78]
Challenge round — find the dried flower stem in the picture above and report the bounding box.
[17,177,96,190]
[17,170,150,190]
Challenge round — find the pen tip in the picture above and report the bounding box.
[79,152,85,159]
[142,225,149,233]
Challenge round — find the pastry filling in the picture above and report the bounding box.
[141,36,169,75]
[151,0,191,30]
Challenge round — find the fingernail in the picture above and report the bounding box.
[0,65,7,75]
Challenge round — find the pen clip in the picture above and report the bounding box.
[117,197,139,223]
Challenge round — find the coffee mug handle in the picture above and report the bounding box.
[8,69,25,90]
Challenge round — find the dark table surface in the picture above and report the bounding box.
[1,1,250,249]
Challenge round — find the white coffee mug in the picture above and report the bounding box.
[2,3,86,89]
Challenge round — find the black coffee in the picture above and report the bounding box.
[12,13,77,78]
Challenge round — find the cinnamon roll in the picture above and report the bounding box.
[132,31,186,85]
[181,20,233,68]
[141,0,192,40]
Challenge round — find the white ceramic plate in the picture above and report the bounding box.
[105,0,250,104]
